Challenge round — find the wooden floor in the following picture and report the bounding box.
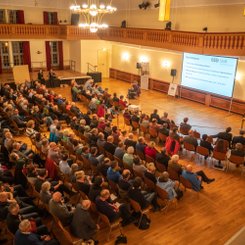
[3,71,245,245]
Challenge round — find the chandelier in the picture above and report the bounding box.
[70,0,117,33]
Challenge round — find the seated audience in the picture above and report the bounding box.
[106,160,121,183]
[155,147,170,169]
[232,130,245,146]
[123,146,135,168]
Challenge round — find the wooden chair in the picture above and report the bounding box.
[183,142,196,159]
[179,127,189,136]
[108,179,119,194]
[168,167,179,181]
[114,156,124,168]
[124,117,131,128]
[158,132,167,145]
[51,215,83,245]
[155,185,177,212]
[80,155,92,174]
[149,127,158,139]
[132,121,140,131]
[133,168,144,179]
[136,150,145,161]
[129,198,150,228]
[196,146,209,164]
[143,176,156,191]
[140,124,149,136]
[98,212,122,241]
[155,161,166,173]
[179,175,193,191]
[227,154,245,172]
[212,150,227,169]
[145,154,155,163]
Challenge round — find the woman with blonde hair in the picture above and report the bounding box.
[75,170,92,196]
[144,162,157,184]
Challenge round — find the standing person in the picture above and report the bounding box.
[49,69,57,88]
[37,69,45,84]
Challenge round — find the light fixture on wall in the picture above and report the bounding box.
[161,60,171,68]
[121,52,130,62]
[70,0,117,33]
[138,1,150,10]
[36,50,42,54]
[139,55,149,63]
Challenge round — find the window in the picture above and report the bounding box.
[48,12,57,25]
[12,41,23,66]
[8,10,17,24]
[50,41,59,66]
[0,9,6,23]
[0,42,10,69]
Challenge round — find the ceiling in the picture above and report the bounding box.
[0,0,244,10]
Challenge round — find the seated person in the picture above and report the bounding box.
[144,141,158,160]
[231,143,245,157]
[200,134,213,155]
[144,162,157,184]
[128,177,158,211]
[135,137,147,154]
[106,160,122,183]
[70,200,98,243]
[157,172,179,200]
[133,157,147,177]
[40,181,52,205]
[150,109,160,123]
[49,192,73,226]
[15,219,58,245]
[95,189,131,225]
[118,169,132,193]
[232,130,245,147]
[114,142,126,160]
[211,127,233,147]
[104,136,116,155]
[88,176,104,202]
[182,165,215,192]
[124,133,137,150]
[183,130,198,149]
[179,117,192,135]
[123,146,135,168]
[59,153,71,175]
[155,147,170,170]
[75,170,92,196]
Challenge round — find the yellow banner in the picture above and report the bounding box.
[159,0,171,21]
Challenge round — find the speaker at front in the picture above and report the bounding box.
[170,69,177,77]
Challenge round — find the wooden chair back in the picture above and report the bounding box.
[155,185,168,200]
[168,167,179,181]
[114,156,124,168]
[196,146,209,157]
[155,161,166,173]
[136,150,145,161]
[158,132,167,144]
[129,198,142,213]
[105,151,114,160]
[193,131,201,139]
[143,176,156,191]
[183,142,196,152]
[180,176,193,190]
[149,127,158,138]
[145,154,155,163]
[229,154,244,165]
[108,180,119,194]
[213,150,227,161]
[124,117,131,126]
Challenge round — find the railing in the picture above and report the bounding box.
[0,24,244,56]
[87,63,97,73]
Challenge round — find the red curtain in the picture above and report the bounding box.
[58,41,63,70]
[16,10,25,24]
[43,11,49,24]
[53,12,58,25]
[45,41,51,71]
[23,41,31,71]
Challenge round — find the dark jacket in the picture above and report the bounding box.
[70,204,96,240]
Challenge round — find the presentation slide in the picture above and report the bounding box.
[181,53,237,97]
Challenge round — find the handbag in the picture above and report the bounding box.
[115,233,127,244]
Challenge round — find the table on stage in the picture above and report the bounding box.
[59,75,91,86]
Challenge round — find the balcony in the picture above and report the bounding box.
[0,24,244,56]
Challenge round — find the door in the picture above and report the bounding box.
[97,48,109,78]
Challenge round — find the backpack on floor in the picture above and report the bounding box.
[138,214,150,230]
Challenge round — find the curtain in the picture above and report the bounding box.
[58,41,63,70]
[23,41,31,71]
[16,10,25,24]
[53,12,58,25]
[43,11,49,24]
[45,41,51,71]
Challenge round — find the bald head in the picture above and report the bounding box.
[52,192,62,202]
[81,200,91,210]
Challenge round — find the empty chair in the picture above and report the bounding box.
[196,146,210,164]
[227,154,245,172]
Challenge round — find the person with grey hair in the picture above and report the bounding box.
[15,219,59,245]
[70,200,98,243]
[157,172,178,200]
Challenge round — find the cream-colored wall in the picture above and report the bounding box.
[104,4,245,32]
[69,41,82,72]
[29,40,46,68]
[111,44,245,100]
[80,40,112,74]
[0,5,70,24]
